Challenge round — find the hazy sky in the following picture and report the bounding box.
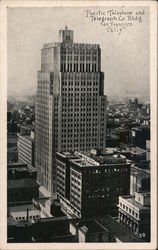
[7,7,150,97]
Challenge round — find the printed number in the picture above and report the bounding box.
[135,232,146,238]
[139,233,146,238]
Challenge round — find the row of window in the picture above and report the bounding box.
[15,215,39,221]
[120,202,139,218]
[61,55,97,61]
[61,63,98,73]
[62,87,98,91]
[61,108,99,112]
[61,113,101,118]
[61,48,98,55]
[62,72,99,78]
[61,143,102,150]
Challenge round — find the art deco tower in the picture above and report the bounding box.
[35,27,107,194]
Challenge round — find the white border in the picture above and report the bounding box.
[0,1,157,249]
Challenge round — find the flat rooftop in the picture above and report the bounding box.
[33,197,50,207]
[120,195,150,210]
[131,166,150,179]
[8,163,27,168]
[20,125,34,130]
[19,134,34,142]
[70,152,127,168]
[8,167,28,172]
[8,178,39,189]
[70,219,108,234]
[119,147,146,155]
[97,215,144,242]
[9,203,36,212]
[43,42,99,49]
[56,151,79,160]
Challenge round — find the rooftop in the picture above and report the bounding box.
[8,167,28,172]
[97,215,144,242]
[8,178,40,189]
[8,163,27,169]
[43,42,99,50]
[19,134,35,142]
[120,195,150,210]
[9,203,36,212]
[33,197,52,207]
[119,147,146,155]
[69,151,127,168]
[70,220,108,234]
[131,165,150,179]
[137,192,150,197]
[20,125,34,130]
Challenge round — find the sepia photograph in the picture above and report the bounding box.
[0,1,157,249]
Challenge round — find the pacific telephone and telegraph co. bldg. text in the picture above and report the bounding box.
[85,9,145,34]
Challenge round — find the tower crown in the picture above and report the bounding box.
[59,27,74,43]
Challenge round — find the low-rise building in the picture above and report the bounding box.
[118,192,150,241]
[8,215,144,243]
[8,163,37,180]
[32,217,109,242]
[8,178,40,205]
[8,203,40,223]
[7,162,39,205]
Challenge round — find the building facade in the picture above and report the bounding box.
[118,192,150,241]
[18,131,35,168]
[35,27,107,194]
[130,165,150,196]
[7,163,39,205]
[56,149,130,218]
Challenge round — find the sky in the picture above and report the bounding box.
[7,6,150,97]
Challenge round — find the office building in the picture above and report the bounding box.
[118,192,150,241]
[56,149,130,218]
[35,27,107,194]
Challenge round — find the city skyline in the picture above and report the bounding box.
[7,7,150,98]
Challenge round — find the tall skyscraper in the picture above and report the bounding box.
[35,27,107,194]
